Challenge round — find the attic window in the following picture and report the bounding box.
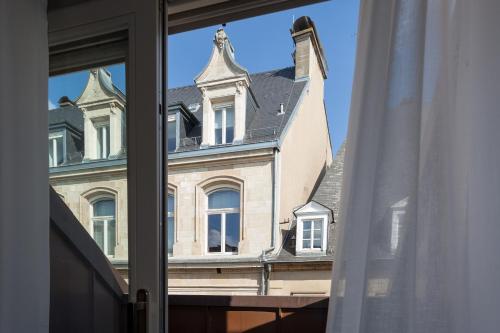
[296,214,327,253]
[214,104,234,145]
[49,131,65,167]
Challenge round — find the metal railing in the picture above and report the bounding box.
[175,126,279,151]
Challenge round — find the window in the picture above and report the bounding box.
[49,132,64,167]
[91,198,116,257]
[167,193,175,256]
[302,219,323,250]
[214,104,234,145]
[207,188,240,253]
[168,120,177,152]
[294,202,331,254]
[95,122,110,159]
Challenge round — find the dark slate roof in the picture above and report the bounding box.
[271,140,346,262]
[312,141,346,220]
[48,106,84,132]
[168,67,307,150]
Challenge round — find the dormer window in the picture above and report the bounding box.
[49,132,65,167]
[95,121,110,159]
[214,104,234,145]
[168,117,177,152]
[294,201,333,254]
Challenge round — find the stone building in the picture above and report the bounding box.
[49,16,342,295]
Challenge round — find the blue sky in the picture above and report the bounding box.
[49,0,359,153]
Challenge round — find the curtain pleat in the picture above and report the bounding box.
[327,1,500,332]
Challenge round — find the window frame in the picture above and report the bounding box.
[48,130,66,167]
[94,119,111,159]
[296,213,328,253]
[167,113,178,153]
[213,103,235,145]
[90,196,117,258]
[205,187,241,255]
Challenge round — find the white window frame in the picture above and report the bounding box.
[213,103,234,145]
[49,131,65,167]
[94,120,110,159]
[90,197,117,258]
[167,114,177,152]
[205,188,240,255]
[296,214,328,253]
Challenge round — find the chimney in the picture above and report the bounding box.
[57,96,76,107]
[291,16,328,80]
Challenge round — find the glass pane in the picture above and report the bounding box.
[50,64,129,281]
[56,136,64,165]
[313,238,321,249]
[225,107,234,143]
[214,109,222,144]
[208,189,240,209]
[49,139,54,167]
[313,229,322,239]
[168,217,174,256]
[93,220,104,251]
[167,194,175,255]
[303,229,311,240]
[303,239,311,249]
[208,214,222,252]
[168,121,177,152]
[93,199,115,217]
[107,219,116,256]
[225,213,240,252]
[303,220,311,231]
[105,125,110,158]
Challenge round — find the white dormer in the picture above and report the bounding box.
[293,201,333,254]
[75,68,126,161]
[195,29,250,147]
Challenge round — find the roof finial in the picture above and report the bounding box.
[215,28,227,49]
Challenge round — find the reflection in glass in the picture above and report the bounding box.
[208,214,222,252]
[214,109,223,144]
[207,188,240,253]
[168,121,177,152]
[92,198,116,256]
[167,194,175,256]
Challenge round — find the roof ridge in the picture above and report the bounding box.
[167,66,295,91]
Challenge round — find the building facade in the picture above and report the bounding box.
[49,16,341,296]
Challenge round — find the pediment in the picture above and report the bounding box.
[195,29,250,86]
[76,68,118,106]
[294,201,333,219]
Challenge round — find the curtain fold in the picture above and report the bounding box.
[0,0,49,332]
[327,0,500,332]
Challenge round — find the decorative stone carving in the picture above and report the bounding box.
[200,87,207,98]
[215,29,227,49]
[236,81,244,95]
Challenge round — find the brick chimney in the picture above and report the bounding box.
[291,16,328,80]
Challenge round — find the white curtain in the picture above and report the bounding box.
[0,0,49,332]
[327,1,500,332]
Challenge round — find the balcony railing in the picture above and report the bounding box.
[176,126,280,152]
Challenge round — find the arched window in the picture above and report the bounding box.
[91,198,116,257]
[167,193,175,256]
[207,188,240,253]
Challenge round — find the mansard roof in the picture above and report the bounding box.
[48,105,84,132]
[169,66,307,150]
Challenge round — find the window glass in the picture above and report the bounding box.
[97,123,110,159]
[208,214,222,252]
[225,107,234,143]
[214,109,223,144]
[93,198,115,216]
[225,213,240,252]
[92,198,116,256]
[49,134,64,167]
[302,219,323,250]
[168,121,177,152]
[208,189,240,209]
[167,194,175,256]
[49,64,128,280]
